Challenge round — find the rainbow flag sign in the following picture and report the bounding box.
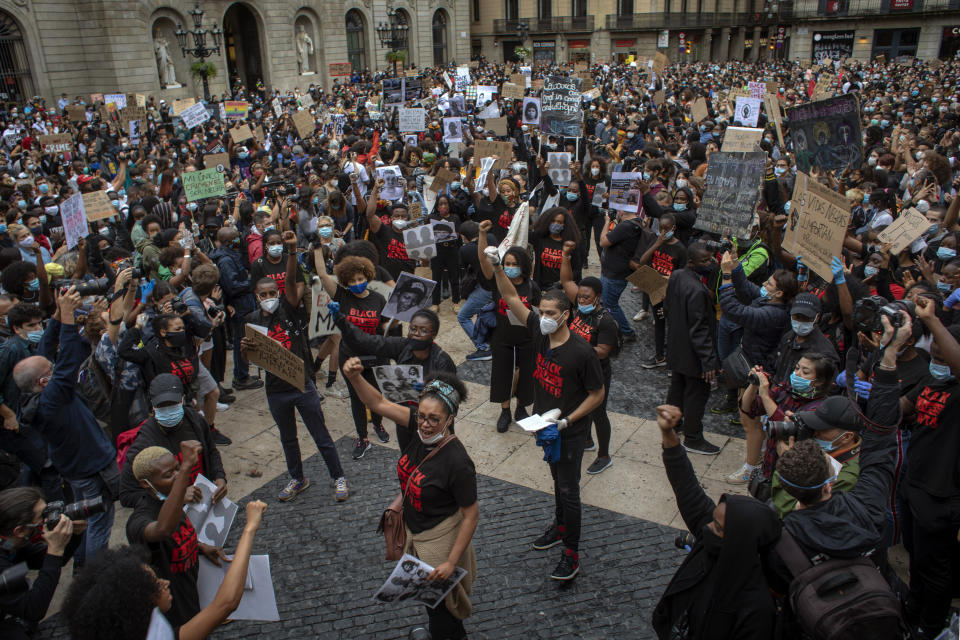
[224,101,249,119]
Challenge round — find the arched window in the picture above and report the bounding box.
[346,10,367,73]
[432,10,448,67]
[0,12,33,103]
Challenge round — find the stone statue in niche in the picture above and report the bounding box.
[155,37,180,88]
[296,24,315,74]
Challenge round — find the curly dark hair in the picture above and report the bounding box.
[0,260,36,297]
[532,206,581,243]
[334,255,375,287]
[6,302,42,330]
[62,546,160,640]
[776,439,832,505]
[502,246,532,278]
[334,239,381,266]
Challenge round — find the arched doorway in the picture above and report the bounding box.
[223,3,264,92]
[394,9,413,69]
[345,10,367,73]
[0,11,33,102]
[432,10,448,67]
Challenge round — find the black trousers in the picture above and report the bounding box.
[590,367,613,458]
[426,603,467,640]
[489,340,535,406]
[665,372,710,441]
[550,432,586,551]
[210,324,227,383]
[344,367,383,440]
[431,248,461,305]
[653,302,666,359]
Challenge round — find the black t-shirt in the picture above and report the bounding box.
[634,239,687,278]
[397,407,477,534]
[250,257,305,298]
[373,224,415,279]
[126,495,200,628]
[245,297,313,394]
[532,236,568,288]
[488,276,541,345]
[896,351,931,397]
[906,376,960,498]
[568,309,618,377]
[525,311,605,438]
[601,217,649,280]
[333,286,385,361]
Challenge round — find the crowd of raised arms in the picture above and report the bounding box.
[0,54,958,640]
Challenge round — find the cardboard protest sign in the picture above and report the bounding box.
[510,73,526,87]
[766,81,779,95]
[627,266,669,305]
[654,90,665,105]
[60,193,88,250]
[653,52,668,74]
[308,279,340,339]
[230,124,254,143]
[877,207,931,254]
[179,102,210,129]
[38,134,72,153]
[182,168,226,202]
[501,82,524,100]
[428,168,458,193]
[582,88,601,101]
[204,152,231,172]
[764,93,784,146]
[329,62,352,77]
[171,97,196,115]
[786,93,861,172]
[782,172,850,281]
[474,140,513,170]
[694,151,766,238]
[244,324,305,392]
[748,81,766,99]
[540,76,582,137]
[291,109,315,139]
[486,117,509,136]
[721,127,763,153]
[399,107,425,132]
[578,71,593,90]
[734,97,761,127]
[66,105,87,122]
[82,190,115,222]
[691,97,709,123]
[89,93,104,105]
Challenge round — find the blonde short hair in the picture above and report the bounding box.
[132,446,173,481]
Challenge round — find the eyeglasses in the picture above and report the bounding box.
[416,413,446,428]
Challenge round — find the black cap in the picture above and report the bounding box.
[795,396,859,433]
[790,293,822,320]
[150,373,183,407]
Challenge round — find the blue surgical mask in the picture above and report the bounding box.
[864,265,879,278]
[319,226,333,238]
[664,230,674,240]
[881,119,890,128]
[642,171,652,181]
[790,372,813,394]
[145,479,167,501]
[578,303,595,314]
[186,202,198,211]
[451,181,461,191]
[784,201,792,214]
[672,202,686,211]
[927,223,939,236]
[38,184,49,194]
[26,329,43,343]
[937,247,956,260]
[503,266,522,279]
[0,224,6,234]
[38,215,46,224]
[814,435,840,452]
[267,244,284,258]
[549,222,564,234]
[759,285,771,299]
[565,191,578,202]
[774,167,786,176]
[348,281,368,295]
[238,152,249,160]
[929,361,954,381]
[791,319,815,336]
[27,278,39,291]
[16,200,26,210]
[154,403,184,428]
[937,280,953,293]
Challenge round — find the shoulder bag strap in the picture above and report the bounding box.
[775,527,814,577]
[402,434,457,497]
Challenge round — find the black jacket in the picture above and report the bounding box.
[718,267,790,372]
[0,535,81,628]
[334,315,456,379]
[665,268,720,378]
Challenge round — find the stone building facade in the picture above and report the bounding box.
[0,0,469,104]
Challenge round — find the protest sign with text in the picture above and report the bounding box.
[182,168,226,202]
[244,324,305,392]
[782,172,851,281]
[694,151,765,238]
[541,76,582,137]
[785,93,861,172]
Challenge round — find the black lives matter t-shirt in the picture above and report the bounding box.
[397,407,477,534]
[245,297,313,394]
[334,286,385,362]
[526,311,605,439]
[488,276,541,346]
[567,310,619,377]
[126,495,200,628]
[532,236,568,288]
[373,224,415,280]
[906,377,960,498]
[250,256,306,297]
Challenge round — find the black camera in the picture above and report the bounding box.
[764,416,814,442]
[704,239,734,254]
[0,562,27,596]
[675,531,696,550]
[42,496,105,530]
[207,304,225,318]
[52,277,109,297]
[852,296,912,335]
[171,298,189,315]
[747,372,760,386]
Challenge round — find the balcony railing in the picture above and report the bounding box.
[792,0,960,18]
[604,12,762,30]
[492,16,595,34]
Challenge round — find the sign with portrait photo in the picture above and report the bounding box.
[402,224,437,260]
[381,272,436,322]
[373,365,423,404]
[522,97,541,126]
[785,93,862,172]
[442,117,462,143]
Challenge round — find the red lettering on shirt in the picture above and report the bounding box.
[265,271,288,295]
[915,387,952,428]
[346,307,380,334]
[540,247,563,271]
[651,250,677,277]
[386,238,410,262]
[533,352,564,398]
[497,295,530,318]
[568,315,594,342]
[168,519,199,573]
[498,211,513,229]
[397,454,425,512]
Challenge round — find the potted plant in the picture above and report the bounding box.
[386,50,407,74]
[514,46,531,60]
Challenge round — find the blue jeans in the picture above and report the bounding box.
[230,315,250,382]
[601,276,634,336]
[68,468,117,568]
[267,380,344,481]
[457,287,492,350]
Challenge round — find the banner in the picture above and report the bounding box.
[785,93,861,172]
[693,151,766,238]
[811,30,855,63]
[782,172,850,281]
[182,167,226,202]
[540,76,582,137]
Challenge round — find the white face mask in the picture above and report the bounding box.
[591,167,600,177]
[676,179,688,189]
[539,312,565,335]
[260,298,280,313]
[419,422,448,445]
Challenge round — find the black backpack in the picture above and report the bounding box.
[776,529,903,640]
[76,353,113,423]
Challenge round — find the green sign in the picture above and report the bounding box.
[182,168,226,202]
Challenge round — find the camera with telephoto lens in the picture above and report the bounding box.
[42,496,105,530]
[764,414,814,442]
[704,238,734,254]
[852,296,911,335]
[747,372,761,386]
[170,298,189,315]
[52,277,109,297]
[0,563,28,596]
[207,304,225,318]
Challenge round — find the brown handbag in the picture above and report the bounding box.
[377,434,456,561]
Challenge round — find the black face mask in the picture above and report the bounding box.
[164,331,187,347]
[700,525,723,558]
[409,337,433,351]
[692,264,714,276]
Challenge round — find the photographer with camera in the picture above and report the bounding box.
[0,486,83,639]
[13,287,117,567]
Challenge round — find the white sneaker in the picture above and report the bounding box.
[633,310,649,321]
[334,476,349,502]
[726,463,757,485]
[216,402,230,412]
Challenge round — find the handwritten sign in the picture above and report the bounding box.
[65,105,87,122]
[748,81,766,99]
[182,168,226,202]
[877,207,930,254]
[329,62,352,77]
[398,107,425,132]
[782,172,851,281]
[308,280,340,339]
[230,124,254,143]
[721,127,763,153]
[244,325,305,392]
[691,97,709,122]
[764,93,784,146]
[82,190,115,222]
[204,152,231,172]
[180,102,210,129]
[541,75,582,137]
[103,93,126,109]
[38,134,72,153]
[627,266,669,305]
[486,117,508,137]
[501,82,524,100]
[694,151,765,238]
[291,109,315,139]
[653,52,668,74]
[171,97,196,116]
[474,140,513,170]
[60,193,88,249]
[428,168,458,193]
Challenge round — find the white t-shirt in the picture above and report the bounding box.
[145,608,176,640]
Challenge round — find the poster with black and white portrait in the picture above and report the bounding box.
[376,165,405,201]
[522,97,541,126]
[383,78,405,106]
[430,219,457,244]
[403,223,437,260]
[184,474,238,549]
[443,117,462,143]
[381,272,436,322]
[404,134,419,148]
[449,94,466,116]
[373,365,423,404]
[373,553,467,608]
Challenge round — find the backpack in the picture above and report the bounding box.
[739,239,773,286]
[776,529,903,640]
[76,353,113,423]
[584,309,622,358]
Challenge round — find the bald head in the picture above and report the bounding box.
[217,227,238,246]
[13,356,52,393]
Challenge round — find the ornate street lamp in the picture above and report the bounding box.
[376,8,410,75]
[175,4,222,101]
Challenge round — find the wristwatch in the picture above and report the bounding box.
[722,273,732,280]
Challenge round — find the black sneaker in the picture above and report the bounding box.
[211,429,232,446]
[683,437,721,456]
[219,388,237,404]
[583,439,596,451]
[465,348,492,361]
[353,438,372,459]
[233,377,264,391]
[325,371,337,388]
[514,405,529,422]
[496,408,511,433]
[550,548,580,581]
[728,415,741,426]
[622,332,637,343]
[532,524,562,550]
[373,423,390,443]
[709,401,738,415]
[587,456,613,474]
[641,356,667,369]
